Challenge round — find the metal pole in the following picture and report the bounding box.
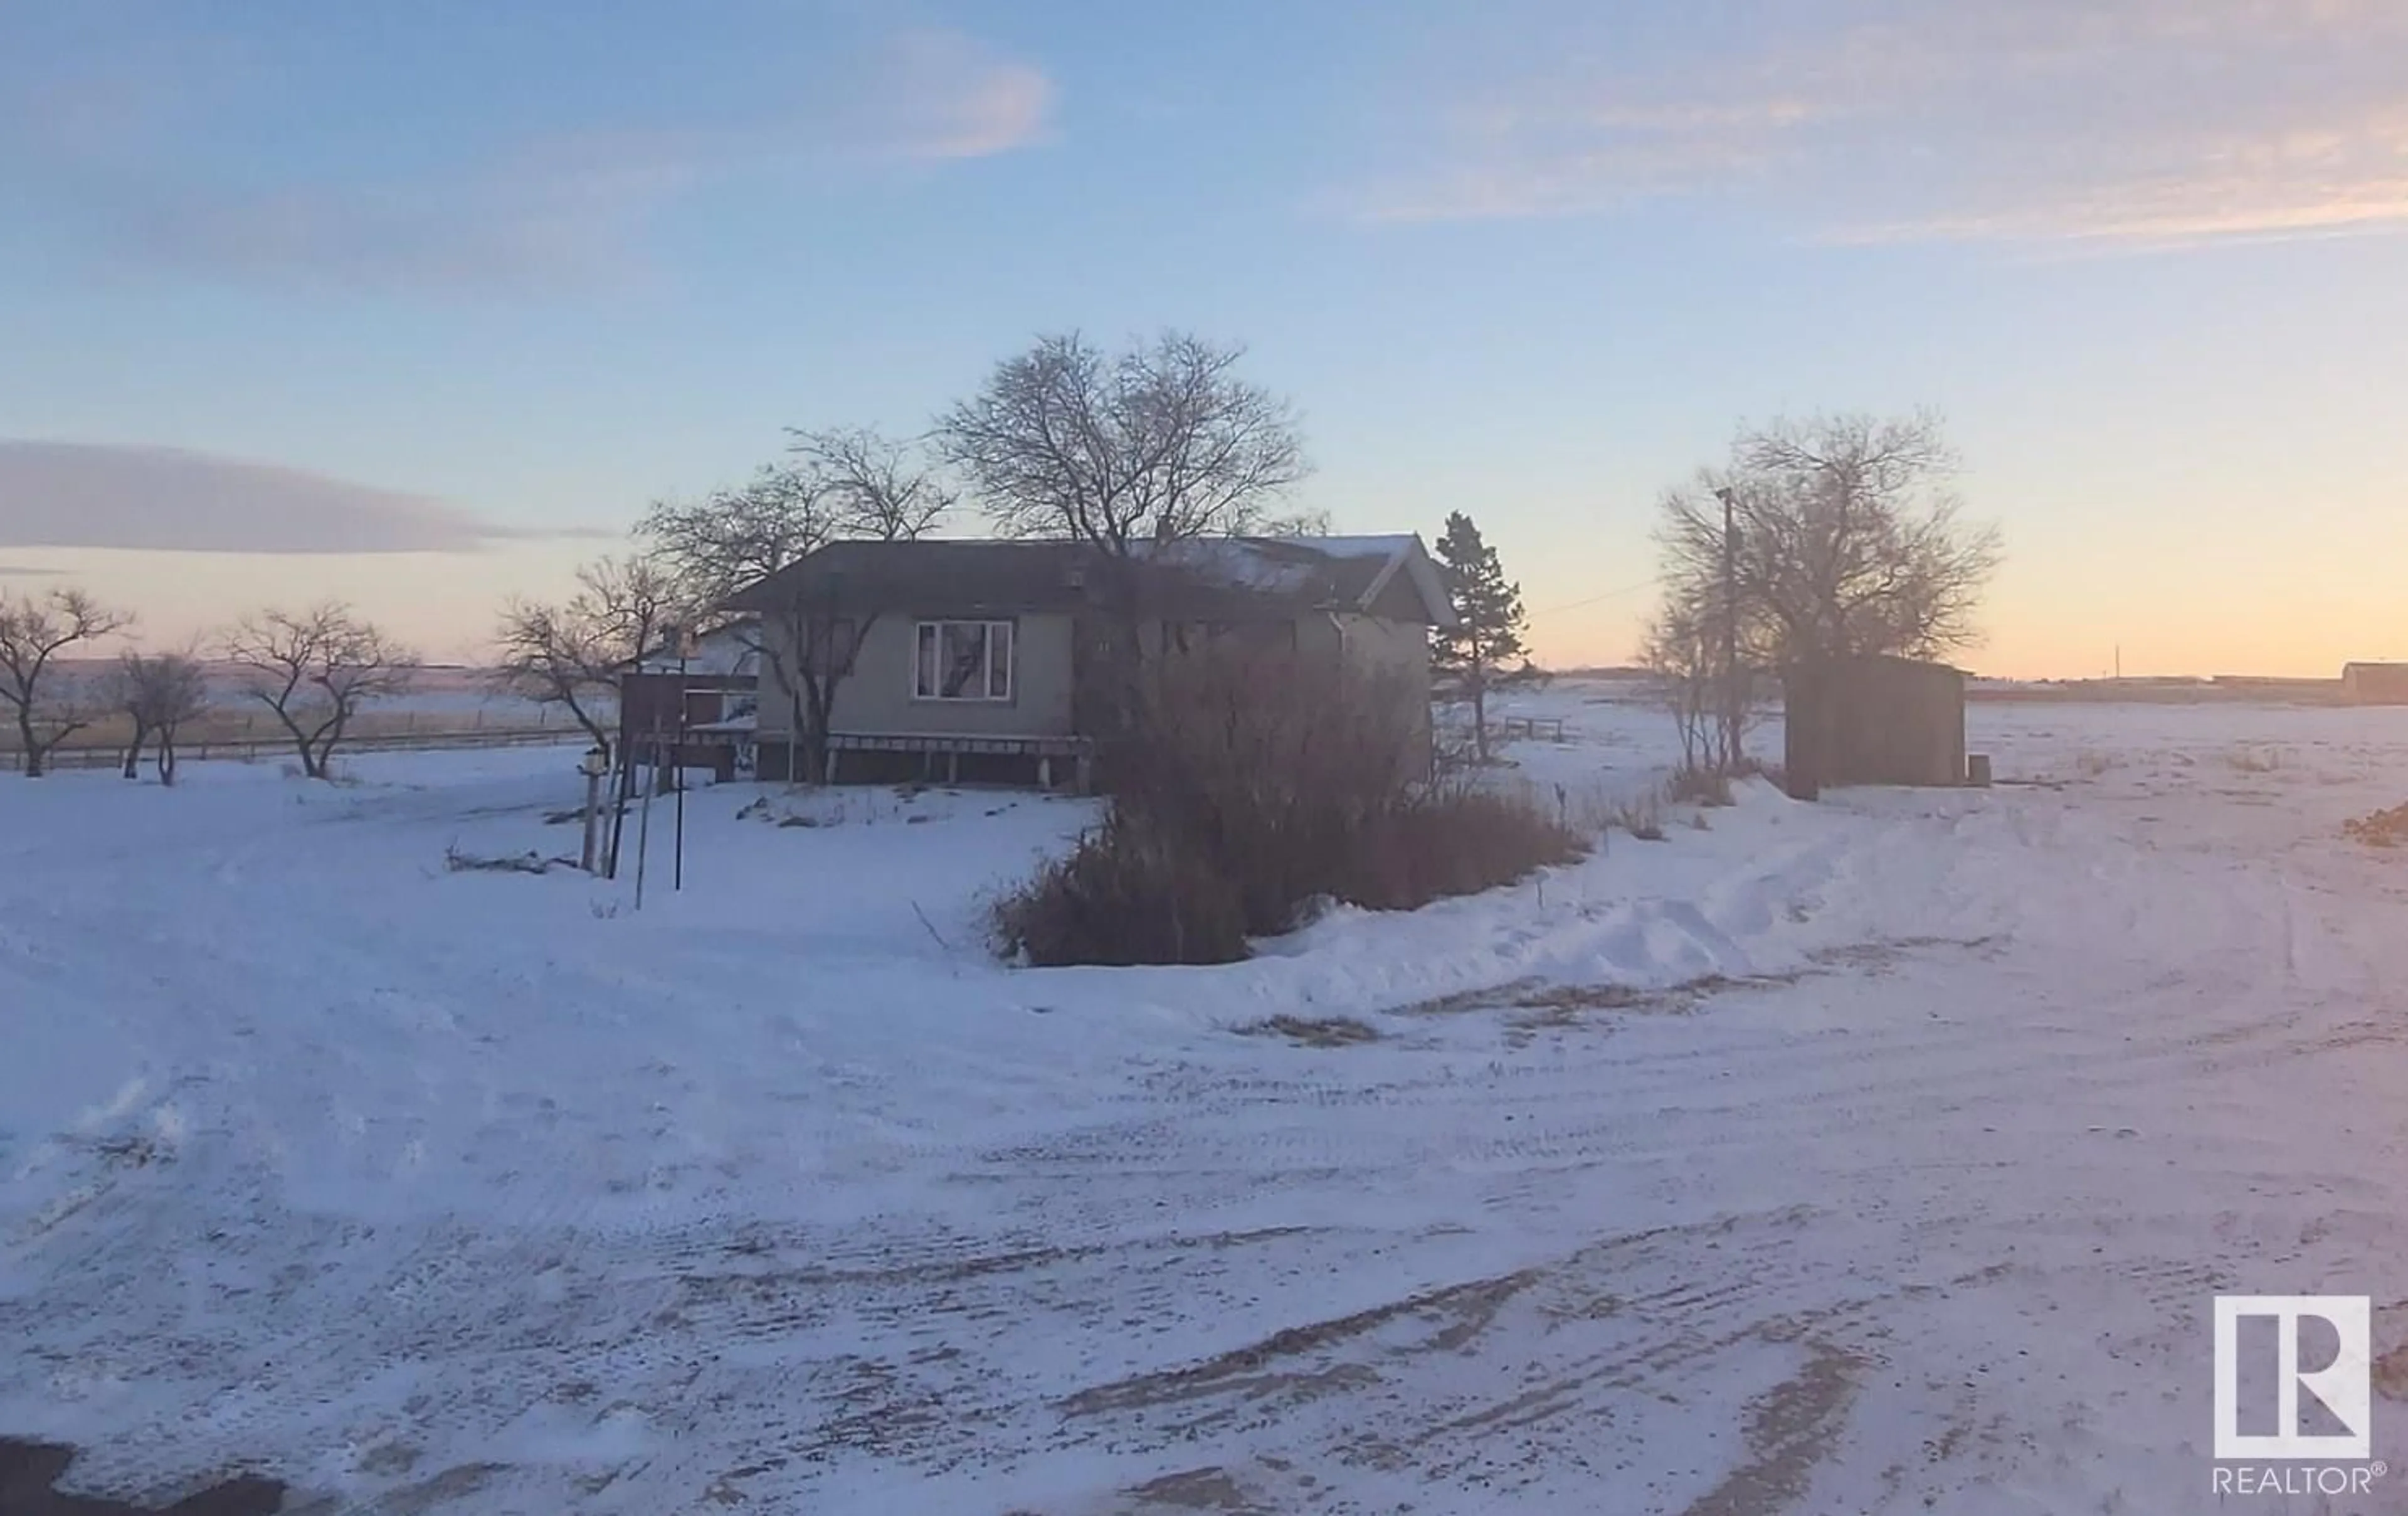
[634,721,658,910]
[604,743,631,879]
[1717,486,1740,772]
[673,646,689,892]
[580,763,603,873]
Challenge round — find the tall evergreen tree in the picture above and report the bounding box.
[1432,511,1529,763]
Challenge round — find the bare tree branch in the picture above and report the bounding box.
[938,331,1311,731]
[637,465,835,613]
[0,588,132,777]
[788,426,956,542]
[1640,598,1759,775]
[110,647,209,783]
[937,331,1311,558]
[747,593,874,787]
[492,556,675,757]
[223,603,416,780]
[1654,412,2002,673]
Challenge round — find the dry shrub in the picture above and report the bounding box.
[992,809,1250,965]
[1610,796,1667,841]
[1242,1015,1381,1047]
[1665,765,1735,806]
[445,844,566,875]
[993,645,1584,967]
[1351,785,1587,906]
[2343,803,2408,849]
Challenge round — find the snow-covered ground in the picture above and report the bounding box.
[8,683,2408,1513]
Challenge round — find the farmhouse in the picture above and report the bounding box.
[724,534,1455,787]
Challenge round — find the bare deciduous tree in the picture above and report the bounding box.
[493,556,676,759]
[1260,504,1334,536]
[788,426,956,543]
[750,591,872,787]
[0,588,132,777]
[939,331,1310,731]
[111,649,210,783]
[937,331,1310,559]
[638,464,833,612]
[1640,598,1756,776]
[733,430,958,785]
[1656,413,2003,675]
[224,603,416,779]
[107,658,152,781]
[643,435,951,787]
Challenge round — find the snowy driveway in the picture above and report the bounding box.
[7,696,2408,1513]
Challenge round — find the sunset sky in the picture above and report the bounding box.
[3,0,2404,676]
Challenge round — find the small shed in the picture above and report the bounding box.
[1783,655,1967,797]
[2343,663,2408,704]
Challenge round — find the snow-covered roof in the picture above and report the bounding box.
[631,619,759,676]
[1296,534,1423,559]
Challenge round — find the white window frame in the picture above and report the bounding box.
[914,619,1015,702]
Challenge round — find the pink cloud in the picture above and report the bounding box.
[1363,0,2408,247]
[21,26,1054,295]
[0,441,608,553]
[872,29,1056,161]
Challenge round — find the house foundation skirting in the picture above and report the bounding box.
[781,732,1095,790]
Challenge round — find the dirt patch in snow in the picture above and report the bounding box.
[2374,1341,2408,1402]
[1676,1341,1864,1516]
[2343,801,2408,847]
[0,1439,284,1516]
[1391,972,1802,1035]
[1805,935,2003,973]
[1392,935,2008,1032]
[1117,1465,1269,1513]
[1060,1266,1543,1418]
[1237,1015,1382,1047]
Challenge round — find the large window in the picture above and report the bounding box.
[914,620,1014,701]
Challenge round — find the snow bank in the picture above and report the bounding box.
[8,689,2408,1512]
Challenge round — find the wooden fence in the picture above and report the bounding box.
[28,726,585,772]
[1494,716,1568,743]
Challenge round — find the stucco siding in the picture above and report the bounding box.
[1331,613,1432,687]
[757,609,1430,746]
[755,612,1079,741]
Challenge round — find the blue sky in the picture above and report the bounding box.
[3,0,2405,674]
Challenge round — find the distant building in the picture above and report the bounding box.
[1783,655,1968,796]
[619,618,761,782]
[2342,663,2408,705]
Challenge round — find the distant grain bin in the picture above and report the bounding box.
[1783,655,1967,797]
[2343,663,2408,704]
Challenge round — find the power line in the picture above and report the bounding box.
[1531,576,1658,617]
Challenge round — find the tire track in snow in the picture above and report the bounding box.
[17,735,2408,1511]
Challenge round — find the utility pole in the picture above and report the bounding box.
[1713,486,1742,772]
